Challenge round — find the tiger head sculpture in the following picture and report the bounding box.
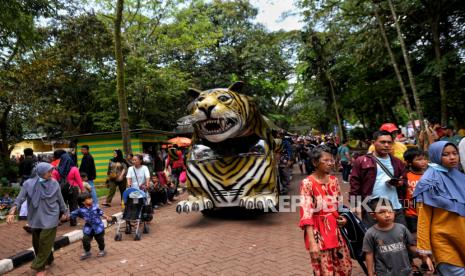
[185,82,265,143]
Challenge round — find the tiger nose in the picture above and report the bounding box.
[198,105,215,118]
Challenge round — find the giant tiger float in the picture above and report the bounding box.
[176,82,280,214]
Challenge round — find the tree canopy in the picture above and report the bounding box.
[1,0,465,160]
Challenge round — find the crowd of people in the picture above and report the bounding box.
[3,119,465,275]
[298,121,465,275]
[3,144,188,275]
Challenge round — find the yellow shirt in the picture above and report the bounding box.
[367,142,407,161]
[416,203,465,267]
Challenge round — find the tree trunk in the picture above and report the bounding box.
[373,5,418,135]
[360,113,369,140]
[0,107,11,158]
[326,74,344,141]
[386,0,425,127]
[114,0,132,155]
[431,18,447,125]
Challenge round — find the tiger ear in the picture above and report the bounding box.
[228,81,245,93]
[187,88,201,98]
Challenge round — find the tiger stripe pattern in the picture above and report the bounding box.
[177,82,279,212]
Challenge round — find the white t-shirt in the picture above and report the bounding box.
[126,165,150,189]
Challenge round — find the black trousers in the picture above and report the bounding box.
[62,186,79,226]
[341,161,352,182]
[82,231,105,252]
[150,189,168,206]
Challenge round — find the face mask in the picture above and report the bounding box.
[39,177,47,184]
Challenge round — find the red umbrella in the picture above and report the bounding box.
[167,137,192,147]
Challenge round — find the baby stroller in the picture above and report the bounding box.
[114,188,153,241]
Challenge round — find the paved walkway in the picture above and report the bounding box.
[6,168,365,275]
[0,196,124,259]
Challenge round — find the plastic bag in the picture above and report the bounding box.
[179,170,187,183]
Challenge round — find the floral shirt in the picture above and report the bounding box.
[299,175,344,251]
[70,205,105,235]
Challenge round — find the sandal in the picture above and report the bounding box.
[412,264,423,276]
[23,225,32,234]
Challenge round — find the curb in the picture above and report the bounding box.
[0,212,122,275]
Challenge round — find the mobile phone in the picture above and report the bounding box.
[387,178,401,186]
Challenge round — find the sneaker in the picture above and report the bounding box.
[97,250,106,257]
[80,251,92,260]
[23,225,32,234]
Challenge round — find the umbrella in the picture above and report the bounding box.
[167,137,192,147]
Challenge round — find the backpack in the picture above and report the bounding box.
[339,206,368,275]
[58,174,74,195]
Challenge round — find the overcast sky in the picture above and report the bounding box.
[250,0,303,31]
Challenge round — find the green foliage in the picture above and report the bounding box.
[3,0,463,170]
[0,0,299,160]
[292,0,465,137]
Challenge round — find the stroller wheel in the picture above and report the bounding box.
[134,230,141,241]
[143,223,149,234]
[114,233,122,241]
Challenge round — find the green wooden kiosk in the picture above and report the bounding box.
[71,129,173,184]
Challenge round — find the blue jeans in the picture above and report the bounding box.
[341,161,352,182]
[88,180,99,206]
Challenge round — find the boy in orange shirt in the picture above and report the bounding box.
[403,148,428,233]
[403,148,431,274]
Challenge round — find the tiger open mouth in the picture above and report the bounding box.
[199,118,236,135]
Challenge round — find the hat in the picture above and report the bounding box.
[36,162,54,177]
[379,123,399,133]
[151,171,158,177]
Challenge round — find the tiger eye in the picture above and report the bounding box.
[218,95,230,102]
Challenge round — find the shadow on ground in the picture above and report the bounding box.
[181,207,282,228]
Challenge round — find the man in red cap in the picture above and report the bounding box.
[368,123,407,161]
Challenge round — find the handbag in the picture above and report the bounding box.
[108,172,118,181]
[108,161,121,181]
[59,178,74,195]
[339,206,368,275]
[179,170,187,183]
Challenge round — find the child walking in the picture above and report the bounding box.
[70,193,111,260]
[403,148,428,233]
[299,146,352,275]
[362,198,433,276]
[403,148,429,274]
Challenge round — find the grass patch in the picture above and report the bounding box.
[95,187,108,198]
